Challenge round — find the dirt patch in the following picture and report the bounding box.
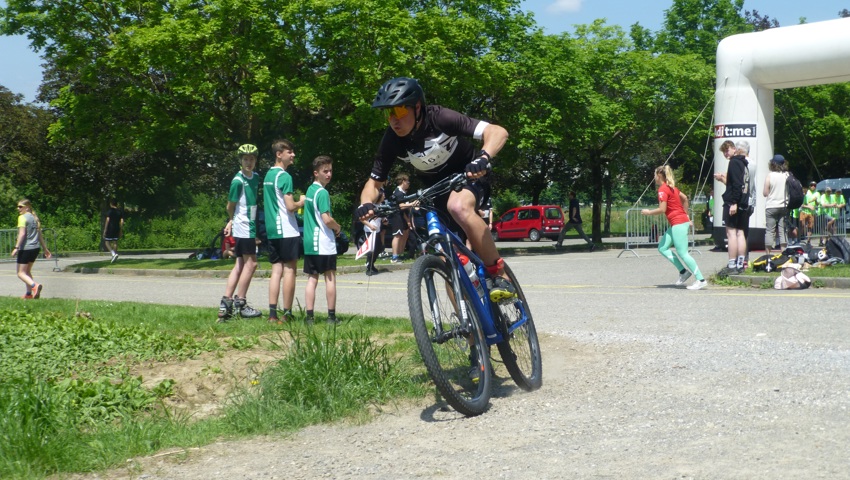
[133,340,287,419]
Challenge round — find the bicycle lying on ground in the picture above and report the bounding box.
[373,173,542,416]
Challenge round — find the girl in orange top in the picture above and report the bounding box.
[641,166,706,290]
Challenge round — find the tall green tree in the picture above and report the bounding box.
[655,0,751,64]
[1,0,533,209]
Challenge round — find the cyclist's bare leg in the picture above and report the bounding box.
[447,189,498,265]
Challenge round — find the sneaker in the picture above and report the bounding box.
[326,316,340,325]
[365,267,378,276]
[716,266,740,279]
[487,276,517,303]
[268,315,282,324]
[305,315,314,326]
[217,296,233,322]
[32,283,43,299]
[111,253,118,263]
[675,271,692,286]
[390,257,402,264]
[468,352,482,382]
[234,296,262,318]
[21,293,33,299]
[687,279,708,290]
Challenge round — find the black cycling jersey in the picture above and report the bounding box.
[370,105,488,186]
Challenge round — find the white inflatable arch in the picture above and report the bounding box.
[713,17,850,249]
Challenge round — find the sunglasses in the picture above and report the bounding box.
[382,105,411,121]
[16,205,25,208]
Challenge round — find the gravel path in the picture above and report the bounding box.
[35,248,850,479]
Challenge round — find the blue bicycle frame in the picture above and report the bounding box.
[423,210,529,346]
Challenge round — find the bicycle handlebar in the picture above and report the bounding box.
[372,173,468,217]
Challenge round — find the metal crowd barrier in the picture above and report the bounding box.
[618,208,699,258]
[0,228,61,271]
[798,210,848,245]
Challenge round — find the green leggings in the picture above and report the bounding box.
[658,222,704,281]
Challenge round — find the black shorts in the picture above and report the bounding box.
[303,254,337,274]
[267,237,300,264]
[722,204,750,230]
[388,213,409,235]
[233,237,257,257]
[17,248,40,264]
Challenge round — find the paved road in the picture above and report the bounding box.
[3,245,849,338]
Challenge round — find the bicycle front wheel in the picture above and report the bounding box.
[408,255,492,416]
[495,261,543,391]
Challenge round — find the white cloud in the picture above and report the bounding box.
[545,0,583,14]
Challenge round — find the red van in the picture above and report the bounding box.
[492,205,565,241]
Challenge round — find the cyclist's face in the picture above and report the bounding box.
[386,103,418,137]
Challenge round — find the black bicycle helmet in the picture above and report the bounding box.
[372,77,426,108]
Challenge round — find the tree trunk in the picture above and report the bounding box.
[590,161,604,242]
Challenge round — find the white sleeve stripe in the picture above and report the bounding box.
[473,121,489,140]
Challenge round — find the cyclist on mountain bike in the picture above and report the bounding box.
[355,76,515,300]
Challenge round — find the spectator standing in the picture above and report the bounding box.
[799,181,819,241]
[11,199,52,298]
[702,187,714,234]
[303,155,341,325]
[103,198,124,263]
[217,144,263,322]
[389,173,412,263]
[264,139,305,323]
[833,189,846,233]
[362,189,386,276]
[817,187,836,244]
[641,166,706,290]
[762,154,788,255]
[715,142,751,275]
[555,191,595,251]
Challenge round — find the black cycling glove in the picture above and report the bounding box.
[465,157,491,175]
[355,202,375,219]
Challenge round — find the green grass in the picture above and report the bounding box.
[0,298,423,479]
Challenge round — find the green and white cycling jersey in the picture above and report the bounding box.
[303,181,336,255]
[263,166,299,239]
[229,171,259,238]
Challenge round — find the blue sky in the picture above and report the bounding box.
[1,0,847,103]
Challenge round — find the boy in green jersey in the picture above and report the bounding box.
[218,144,263,322]
[263,139,304,323]
[302,155,342,324]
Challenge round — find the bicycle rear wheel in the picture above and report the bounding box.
[408,255,492,416]
[494,261,543,391]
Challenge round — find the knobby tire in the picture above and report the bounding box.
[495,262,543,391]
[408,255,492,416]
